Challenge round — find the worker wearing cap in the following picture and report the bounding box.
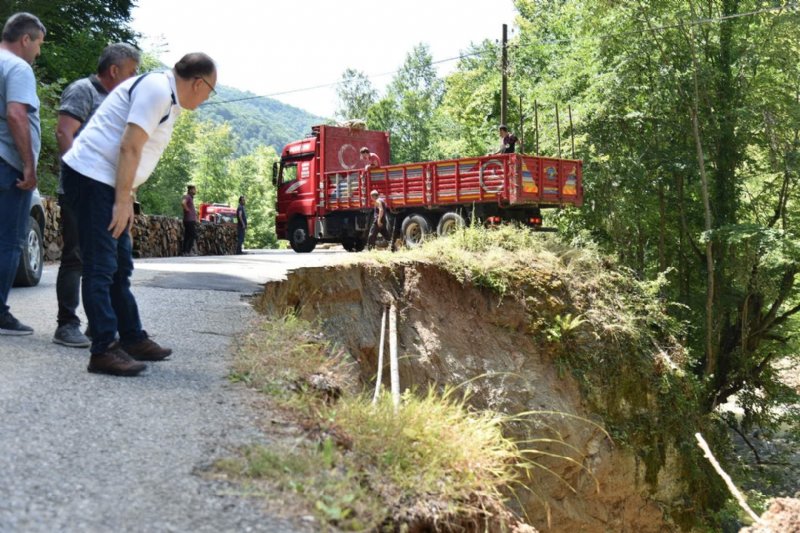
[367,189,394,251]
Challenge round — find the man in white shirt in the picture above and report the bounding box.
[62,52,217,376]
[53,43,140,349]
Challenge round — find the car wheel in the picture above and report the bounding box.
[14,215,43,287]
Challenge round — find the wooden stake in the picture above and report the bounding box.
[695,433,761,524]
[389,303,400,410]
[372,306,387,404]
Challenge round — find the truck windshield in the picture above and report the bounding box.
[280,163,298,185]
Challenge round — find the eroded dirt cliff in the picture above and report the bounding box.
[255,258,701,532]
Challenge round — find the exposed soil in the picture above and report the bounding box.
[256,259,686,532]
[741,497,800,532]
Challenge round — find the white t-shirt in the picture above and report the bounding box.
[63,70,182,189]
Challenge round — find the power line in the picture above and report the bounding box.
[201,2,798,109]
[200,49,495,108]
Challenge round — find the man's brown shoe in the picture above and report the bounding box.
[88,343,147,377]
[123,337,172,361]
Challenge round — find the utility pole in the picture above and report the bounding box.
[501,24,508,126]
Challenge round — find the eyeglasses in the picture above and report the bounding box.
[195,76,217,97]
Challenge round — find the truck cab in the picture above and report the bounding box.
[274,125,390,252]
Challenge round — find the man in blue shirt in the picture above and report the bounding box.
[0,12,45,336]
[236,195,247,254]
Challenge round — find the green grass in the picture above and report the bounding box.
[225,313,547,530]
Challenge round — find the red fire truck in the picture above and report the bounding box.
[273,125,583,253]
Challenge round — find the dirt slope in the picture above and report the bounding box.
[256,259,691,532]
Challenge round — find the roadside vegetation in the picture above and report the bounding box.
[221,225,780,530]
[225,314,531,531]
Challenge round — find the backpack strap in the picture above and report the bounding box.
[128,72,176,124]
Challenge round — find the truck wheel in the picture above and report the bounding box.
[437,212,466,236]
[342,237,365,252]
[289,218,316,253]
[14,215,43,287]
[401,214,432,248]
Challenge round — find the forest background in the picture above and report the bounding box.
[2,0,799,523]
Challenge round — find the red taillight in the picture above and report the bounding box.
[529,217,542,226]
[487,216,501,224]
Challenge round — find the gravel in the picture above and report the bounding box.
[0,250,345,533]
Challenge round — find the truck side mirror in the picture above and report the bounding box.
[272,162,278,186]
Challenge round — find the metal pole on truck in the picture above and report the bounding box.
[569,105,576,159]
[534,100,539,155]
[501,24,508,127]
[519,95,524,153]
[555,103,562,159]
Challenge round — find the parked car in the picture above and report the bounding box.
[14,188,45,287]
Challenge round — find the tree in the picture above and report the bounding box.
[382,43,444,163]
[335,68,377,122]
[138,112,199,217]
[0,0,137,83]
[227,145,278,249]
[510,0,800,421]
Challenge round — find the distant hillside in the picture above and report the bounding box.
[197,85,326,155]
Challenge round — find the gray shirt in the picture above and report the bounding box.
[57,75,108,192]
[0,49,40,173]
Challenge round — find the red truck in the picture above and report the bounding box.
[273,125,583,253]
[199,203,237,224]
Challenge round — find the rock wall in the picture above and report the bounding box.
[42,196,237,260]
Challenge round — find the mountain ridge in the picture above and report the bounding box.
[197,84,327,155]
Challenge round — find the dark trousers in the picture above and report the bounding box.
[63,163,146,355]
[367,216,393,250]
[0,158,31,316]
[182,220,197,255]
[237,226,245,254]
[56,193,82,327]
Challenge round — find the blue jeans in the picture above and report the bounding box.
[56,193,82,327]
[0,158,32,316]
[62,163,146,354]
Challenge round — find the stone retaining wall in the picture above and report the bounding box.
[43,197,237,261]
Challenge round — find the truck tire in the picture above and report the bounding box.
[14,215,43,287]
[401,214,432,248]
[288,218,316,253]
[437,211,466,236]
[342,237,365,252]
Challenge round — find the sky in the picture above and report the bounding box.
[131,0,518,118]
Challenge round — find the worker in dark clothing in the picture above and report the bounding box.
[495,124,518,154]
[236,195,247,254]
[367,190,394,251]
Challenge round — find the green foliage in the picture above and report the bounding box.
[0,0,137,84]
[197,85,323,156]
[138,112,198,217]
[334,68,376,121]
[545,313,586,343]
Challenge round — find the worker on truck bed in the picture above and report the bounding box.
[360,146,381,171]
[494,124,518,154]
[367,189,394,252]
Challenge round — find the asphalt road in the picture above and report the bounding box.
[0,250,346,533]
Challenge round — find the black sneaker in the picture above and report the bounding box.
[53,323,91,348]
[0,313,33,336]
